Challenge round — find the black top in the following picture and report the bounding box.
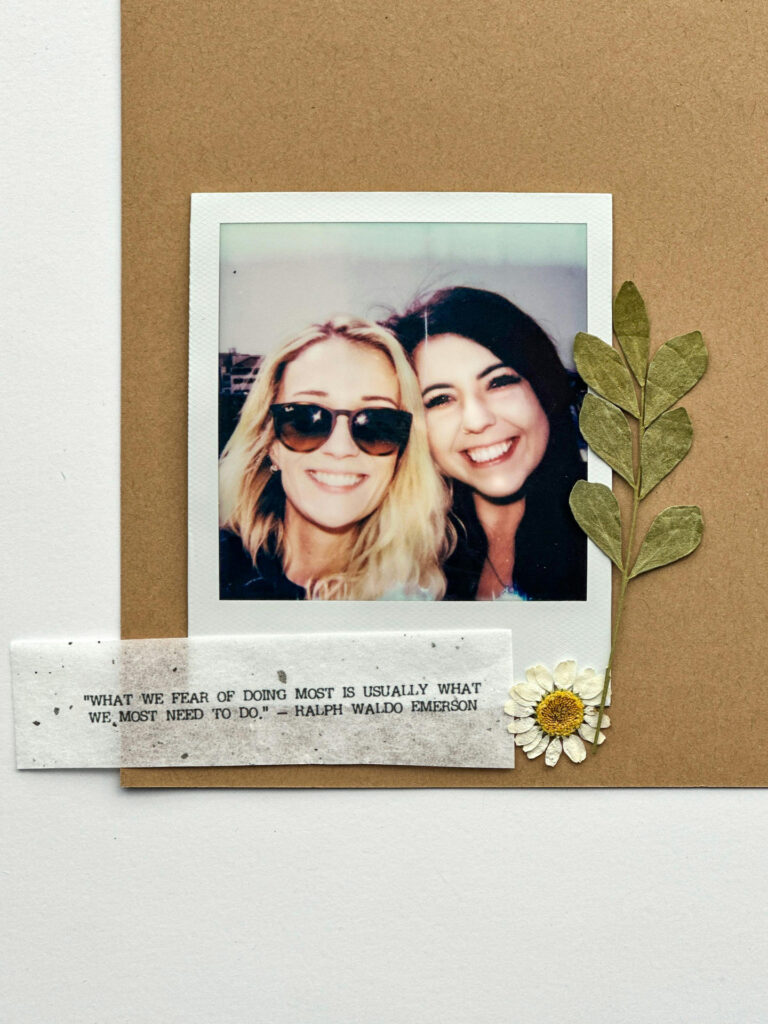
[442,463,588,602]
[219,530,305,600]
[442,513,587,601]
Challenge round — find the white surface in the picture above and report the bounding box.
[1,4,767,1023]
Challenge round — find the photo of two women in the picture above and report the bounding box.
[217,222,589,603]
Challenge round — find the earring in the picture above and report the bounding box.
[270,463,280,474]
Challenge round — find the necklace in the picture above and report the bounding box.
[485,553,517,597]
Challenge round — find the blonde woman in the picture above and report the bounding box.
[219,316,451,600]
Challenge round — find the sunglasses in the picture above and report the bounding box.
[270,403,412,456]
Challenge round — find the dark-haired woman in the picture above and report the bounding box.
[384,286,586,601]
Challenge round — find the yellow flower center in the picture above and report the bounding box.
[536,689,584,737]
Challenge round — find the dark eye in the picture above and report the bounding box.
[488,372,522,389]
[424,393,453,409]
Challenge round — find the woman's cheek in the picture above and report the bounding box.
[366,454,398,505]
[425,414,454,474]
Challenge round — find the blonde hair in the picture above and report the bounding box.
[220,316,452,599]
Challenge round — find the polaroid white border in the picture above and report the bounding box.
[189,192,613,675]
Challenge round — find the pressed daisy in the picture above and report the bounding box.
[504,660,610,766]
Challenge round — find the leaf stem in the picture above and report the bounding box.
[591,381,645,751]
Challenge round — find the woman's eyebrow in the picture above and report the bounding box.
[292,389,328,398]
[421,382,453,397]
[477,362,509,380]
[362,395,398,406]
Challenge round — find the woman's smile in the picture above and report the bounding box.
[462,436,520,466]
[307,469,368,491]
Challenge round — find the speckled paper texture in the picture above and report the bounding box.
[11,631,514,769]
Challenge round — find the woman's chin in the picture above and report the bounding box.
[285,488,385,534]
[461,473,528,503]
[302,514,363,534]
[300,501,383,533]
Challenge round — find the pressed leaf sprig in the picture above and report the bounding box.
[569,282,707,751]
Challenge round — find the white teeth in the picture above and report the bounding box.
[466,440,514,464]
[310,471,364,487]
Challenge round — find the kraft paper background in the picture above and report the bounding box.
[121,0,768,788]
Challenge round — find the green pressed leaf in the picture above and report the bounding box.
[644,331,708,425]
[628,505,703,578]
[639,407,693,498]
[573,333,640,417]
[569,480,624,570]
[613,281,650,384]
[579,394,635,486]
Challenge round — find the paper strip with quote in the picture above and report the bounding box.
[11,630,514,769]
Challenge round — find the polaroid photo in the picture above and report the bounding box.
[188,193,612,675]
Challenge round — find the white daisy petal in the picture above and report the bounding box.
[526,665,554,692]
[507,717,536,734]
[562,733,587,763]
[505,700,535,718]
[574,667,596,686]
[514,726,541,747]
[544,737,562,767]
[523,729,546,753]
[526,733,550,759]
[583,709,611,729]
[513,682,545,703]
[578,723,606,745]
[553,660,577,689]
[572,672,604,701]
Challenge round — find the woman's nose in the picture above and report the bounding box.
[461,394,496,434]
[322,414,359,457]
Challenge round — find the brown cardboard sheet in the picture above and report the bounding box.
[121,0,768,788]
